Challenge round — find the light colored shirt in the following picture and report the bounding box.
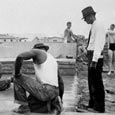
[87,20,106,62]
[106,29,115,44]
[33,53,58,87]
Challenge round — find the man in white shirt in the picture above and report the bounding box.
[81,6,106,113]
[12,43,64,114]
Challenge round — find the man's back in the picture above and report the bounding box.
[33,52,58,87]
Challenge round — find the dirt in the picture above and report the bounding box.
[75,61,115,113]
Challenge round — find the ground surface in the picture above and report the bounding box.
[0,75,77,115]
[76,61,115,114]
[0,62,115,115]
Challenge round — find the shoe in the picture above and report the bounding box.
[75,104,93,113]
[75,107,88,113]
[52,96,62,115]
[88,108,105,113]
[107,71,112,75]
[79,104,93,110]
[13,105,30,114]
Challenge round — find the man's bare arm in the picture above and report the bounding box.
[14,50,36,76]
[107,30,115,35]
[70,31,77,41]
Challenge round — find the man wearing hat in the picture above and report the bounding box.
[81,6,106,113]
[12,43,64,114]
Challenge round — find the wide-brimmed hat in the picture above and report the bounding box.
[81,6,96,19]
[33,43,49,51]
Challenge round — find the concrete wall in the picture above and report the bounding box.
[0,42,77,61]
[1,60,76,76]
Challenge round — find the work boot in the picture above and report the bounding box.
[88,108,105,113]
[13,105,30,114]
[52,96,62,115]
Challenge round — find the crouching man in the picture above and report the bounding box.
[13,43,63,114]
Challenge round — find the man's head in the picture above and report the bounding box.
[67,21,72,29]
[33,43,49,51]
[81,6,96,24]
[110,24,115,30]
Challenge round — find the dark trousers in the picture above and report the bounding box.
[14,74,59,105]
[87,51,105,112]
[27,74,64,113]
[13,74,64,113]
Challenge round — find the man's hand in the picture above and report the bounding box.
[90,61,97,68]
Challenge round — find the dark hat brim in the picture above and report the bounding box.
[43,46,49,51]
[36,46,49,51]
[33,44,49,51]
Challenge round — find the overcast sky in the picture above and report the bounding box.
[0,0,115,37]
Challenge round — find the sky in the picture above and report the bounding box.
[0,0,115,38]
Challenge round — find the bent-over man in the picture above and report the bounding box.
[13,43,64,114]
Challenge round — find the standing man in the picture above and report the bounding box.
[13,43,63,114]
[64,21,76,43]
[81,6,106,113]
[106,24,115,75]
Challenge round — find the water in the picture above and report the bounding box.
[0,74,78,112]
[62,75,78,111]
